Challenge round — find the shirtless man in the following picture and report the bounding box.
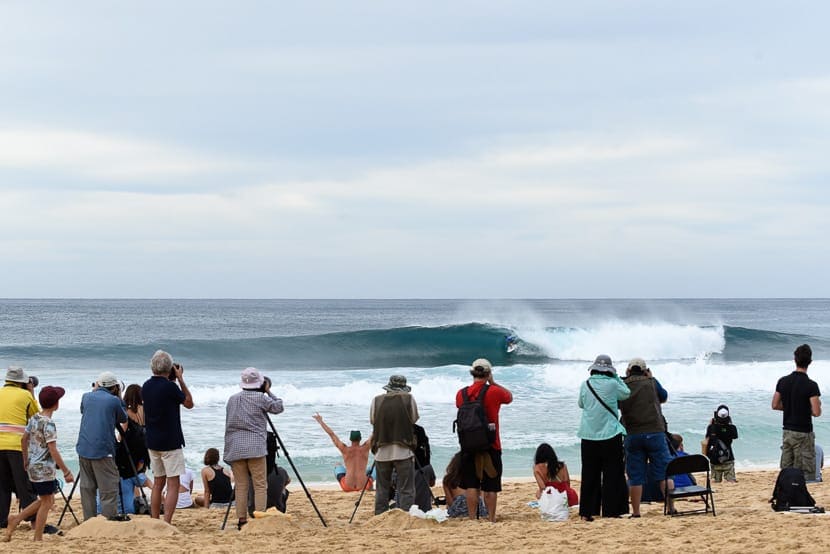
[312,412,373,492]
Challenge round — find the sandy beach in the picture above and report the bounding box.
[2,469,828,553]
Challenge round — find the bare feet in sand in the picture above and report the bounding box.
[3,514,20,542]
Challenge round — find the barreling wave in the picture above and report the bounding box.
[2,322,826,370]
[0,323,550,370]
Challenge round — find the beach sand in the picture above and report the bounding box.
[2,470,829,553]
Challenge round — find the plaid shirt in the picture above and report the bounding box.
[223,390,284,463]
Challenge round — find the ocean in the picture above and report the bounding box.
[2,298,829,484]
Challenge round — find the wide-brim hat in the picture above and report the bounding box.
[240,367,265,390]
[588,354,616,374]
[383,375,411,392]
[5,366,28,384]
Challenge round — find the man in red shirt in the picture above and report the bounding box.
[455,358,513,522]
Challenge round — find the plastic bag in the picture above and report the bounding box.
[408,505,448,522]
[539,486,569,521]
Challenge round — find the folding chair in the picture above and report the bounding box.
[664,454,716,516]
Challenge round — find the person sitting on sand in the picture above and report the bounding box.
[4,386,74,542]
[533,443,578,506]
[312,412,374,492]
[443,452,488,518]
[195,448,234,508]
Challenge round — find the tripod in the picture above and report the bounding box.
[57,477,81,527]
[115,423,150,516]
[348,461,376,524]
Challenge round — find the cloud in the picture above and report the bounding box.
[0,127,246,184]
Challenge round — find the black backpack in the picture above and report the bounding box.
[770,468,815,511]
[453,384,492,452]
[413,424,431,467]
[706,436,731,465]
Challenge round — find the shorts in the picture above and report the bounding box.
[459,449,503,492]
[32,479,58,496]
[148,448,186,478]
[334,464,374,492]
[624,432,671,486]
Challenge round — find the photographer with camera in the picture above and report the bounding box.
[0,367,43,530]
[142,350,194,525]
[75,371,128,521]
[619,357,670,518]
[223,367,283,531]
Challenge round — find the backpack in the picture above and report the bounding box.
[770,468,815,511]
[706,436,731,465]
[413,424,431,467]
[453,384,492,452]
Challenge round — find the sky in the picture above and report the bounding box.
[1,1,828,298]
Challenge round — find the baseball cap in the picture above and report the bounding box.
[470,358,492,377]
[627,358,648,372]
[97,371,119,388]
[39,386,66,409]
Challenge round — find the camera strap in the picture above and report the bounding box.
[586,380,619,421]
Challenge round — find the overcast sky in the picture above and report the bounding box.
[1,1,828,298]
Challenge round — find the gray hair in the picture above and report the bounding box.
[150,350,174,375]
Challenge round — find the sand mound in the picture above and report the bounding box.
[66,516,179,538]
[362,509,439,530]
[240,511,298,534]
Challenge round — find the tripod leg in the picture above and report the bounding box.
[220,485,234,530]
[57,477,80,527]
[267,417,327,527]
[349,461,376,524]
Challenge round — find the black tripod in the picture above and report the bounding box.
[266,415,326,527]
[221,417,327,529]
[57,477,81,527]
[115,423,150,517]
[348,461,376,524]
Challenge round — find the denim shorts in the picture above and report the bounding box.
[624,432,671,486]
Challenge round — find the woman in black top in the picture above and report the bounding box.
[195,448,234,507]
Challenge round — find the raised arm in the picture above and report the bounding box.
[312,413,347,453]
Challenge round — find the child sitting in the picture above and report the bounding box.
[705,405,739,483]
[533,443,578,506]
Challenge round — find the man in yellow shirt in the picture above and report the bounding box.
[0,367,39,529]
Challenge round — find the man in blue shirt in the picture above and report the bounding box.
[142,350,194,524]
[76,371,127,520]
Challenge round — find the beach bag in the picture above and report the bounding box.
[706,436,731,465]
[539,486,569,521]
[771,468,815,511]
[453,384,492,452]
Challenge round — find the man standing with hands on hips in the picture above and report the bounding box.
[142,350,194,524]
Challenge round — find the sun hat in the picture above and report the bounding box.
[39,386,66,409]
[349,430,362,442]
[240,367,265,390]
[470,358,492,377]
[588,354,616,374]
[383,375,411,392]
[5,366,28,384]
[97,371,119,388]
[627,358,648,372]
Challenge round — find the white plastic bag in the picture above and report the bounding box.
[539,486,569,521]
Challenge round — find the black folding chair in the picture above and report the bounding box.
[664,454,716,516]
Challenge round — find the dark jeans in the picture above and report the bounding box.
[579,435,629,518]
[0,450,36,527]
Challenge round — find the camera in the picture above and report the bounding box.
[259,376,272,392]
[434,496,447,506]
[169,363,181,381]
